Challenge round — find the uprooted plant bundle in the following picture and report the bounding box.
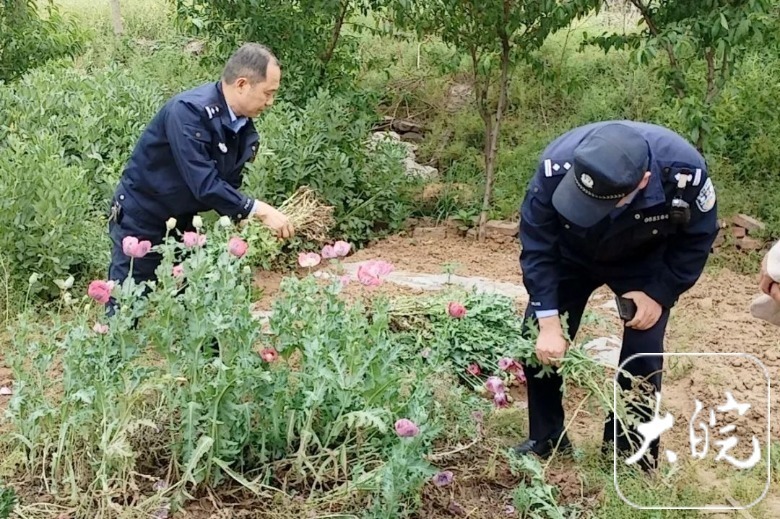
[239,185,336,271]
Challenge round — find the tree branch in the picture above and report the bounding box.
[629,0,686,98]
[705,46,717,105]
[320,0,350,76]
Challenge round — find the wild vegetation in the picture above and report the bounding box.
[1,0,779,517]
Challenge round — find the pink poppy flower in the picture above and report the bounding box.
[466,363,481,376]
[93,322,109,334]
[122,236,152,258]
[332,240,351,257]
[228,236,248,258]
[512,365,527,384]
[498,358,526,384]
[260,347,278,363]
[432,471,454,487]
[87,280,113,304]
[357,260,394,286]
[172,264,184,278]
[321,245,337,259]
[485,376,504,394]
[447,301,466,318]
[394,418,419,438]
[182,232,206,248]
[494,392,509,408]
[298,252,321,268]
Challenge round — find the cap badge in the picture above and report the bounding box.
[580,173,594,189]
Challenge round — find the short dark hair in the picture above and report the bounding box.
[222,43,280,84]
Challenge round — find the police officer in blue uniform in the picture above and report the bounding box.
[515,121,719,471]
[106,43,293,301]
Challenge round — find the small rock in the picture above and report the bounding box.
[392,118,424,133]
[400,131,424,143]
[731,226,747,239]
[486,219,519,237]
[0,386,12,396]
[698,297,713,310]
[183,40,205,55]
[731,214,766,233]
[764,349,779,362]
[413,226,448,240]
[402,157,438,180]
[738,237,763,251]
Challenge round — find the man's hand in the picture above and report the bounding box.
[254,200,294,239]
[535,316,568,366]
[623,291,662,330]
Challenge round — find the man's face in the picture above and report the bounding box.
[235,63,281,118]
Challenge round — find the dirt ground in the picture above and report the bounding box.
[1,231,778,517]
[247,231,780,517]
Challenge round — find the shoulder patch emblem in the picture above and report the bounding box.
[696,177,716,212]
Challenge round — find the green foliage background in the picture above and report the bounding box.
[0,0,779,308]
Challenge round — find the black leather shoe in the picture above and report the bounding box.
[513,434,573,459]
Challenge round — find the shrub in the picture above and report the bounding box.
[0,130,107,300]
[0,0,86,82]
[244,89,417,245]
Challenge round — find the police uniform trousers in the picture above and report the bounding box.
[521,258,669,471]
[106,205,196,316]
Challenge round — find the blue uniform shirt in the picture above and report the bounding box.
[112,81,260,228]
[519,120,719,314]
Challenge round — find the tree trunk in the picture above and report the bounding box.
[477,19,511,242]
[320,0,350,79]
[109,0,123,36]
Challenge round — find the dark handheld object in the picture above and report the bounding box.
[669,170,692,226]
[616,295,637,321]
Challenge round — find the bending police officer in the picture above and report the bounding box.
[106,43,293,310]
[515,121,719,471]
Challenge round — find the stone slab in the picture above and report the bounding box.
[581,335,622,368]
[341,262,528,299]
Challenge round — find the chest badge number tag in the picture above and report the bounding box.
[218,142,227,154]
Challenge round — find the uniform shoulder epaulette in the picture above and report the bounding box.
[541,157,573,178]
[204,103,221,120]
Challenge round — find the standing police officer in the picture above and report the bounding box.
[515,120,719,471]
[107,43,293,295]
